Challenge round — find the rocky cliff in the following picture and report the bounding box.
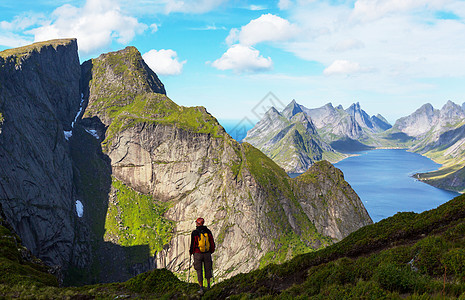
[79,47,372,281]
[0,40,373,285]
[0,39,88,273]
[243,100,344,173]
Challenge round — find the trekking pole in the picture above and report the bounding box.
[188,254,191,283]
[211,259,215,285]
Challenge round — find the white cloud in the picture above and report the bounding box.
[150,23,159,33]
[5,0,147,55]
[142,49,186,76]
[249,5,267,11]
[161,0,227,14]
[323,60,371,76]
[226,13,299,46]
[278,0,293,10]
[351,0,451,22]
[329,38,365,52]
[211,44,273,73]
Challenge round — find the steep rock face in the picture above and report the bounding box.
[293,161,372,240]
[80,47,372,281]
[243,101,342,173]
[0,39,85,269]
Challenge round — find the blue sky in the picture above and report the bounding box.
[1,0,465,126]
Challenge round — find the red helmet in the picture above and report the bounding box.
[196,217,205,226]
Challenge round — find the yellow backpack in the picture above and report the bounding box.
[198,231,210,253]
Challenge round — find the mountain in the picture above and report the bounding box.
[0,39,85,272]
[1,190,464,298]
[0,40,372,285]
[300,102,392,151]
[388,101,465,192]
[243,100,345,172]
[244,100,392,173]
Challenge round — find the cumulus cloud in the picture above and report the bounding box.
[226,13,299,46]
[142,49,186,76]
[211,44,272,73]
[6,0,147,55]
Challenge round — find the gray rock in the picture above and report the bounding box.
[0,39,85,269]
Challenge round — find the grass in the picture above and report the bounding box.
[202,194,465,299]
[2,192,465,299]
[104,178,175,255]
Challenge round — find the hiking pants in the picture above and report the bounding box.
[193,252,212,283]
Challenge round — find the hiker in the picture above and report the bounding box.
[189,217,215,293]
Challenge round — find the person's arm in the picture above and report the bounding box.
[209,232,215,253]
[189,231,195,255]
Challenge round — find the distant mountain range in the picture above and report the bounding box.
[244,99,465,193]
[243,100,345,173]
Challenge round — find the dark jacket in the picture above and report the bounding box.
[189,225,215,255]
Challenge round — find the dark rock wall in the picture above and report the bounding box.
[0,39,83,269]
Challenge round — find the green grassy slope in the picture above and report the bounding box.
[2,194,465,298]
[204,194,465,299]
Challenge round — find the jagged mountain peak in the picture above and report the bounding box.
[417,103,436,114]
[282,99,303,119]
[346,102,361,112]
[440,100,462,113]
[265,106,282,117]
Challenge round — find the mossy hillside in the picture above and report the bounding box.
[0,268,197,299]
[203,194,465,299]
[0,39,75,66]
[242,142,331,266]
[105,178,175,255]
[0,214,58,289]
[83,47,224,152]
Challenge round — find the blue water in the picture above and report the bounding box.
[332,149,460,223]
[220,119,256,142]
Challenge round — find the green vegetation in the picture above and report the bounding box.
[203,194,465,299]
[104,178,175,255]
[0,214,58,292]
[2,193,465,298]
[0,112,3,125]
[243,142,331,266]
[83,46,224,152]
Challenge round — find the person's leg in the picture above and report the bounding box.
[204,252,213,289]
[193,253,204,288]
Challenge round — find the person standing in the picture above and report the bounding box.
[189,217,215,293]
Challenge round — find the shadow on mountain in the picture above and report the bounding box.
[63,62,153,286]
[330,137,374,153]
[384,132,415,143]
